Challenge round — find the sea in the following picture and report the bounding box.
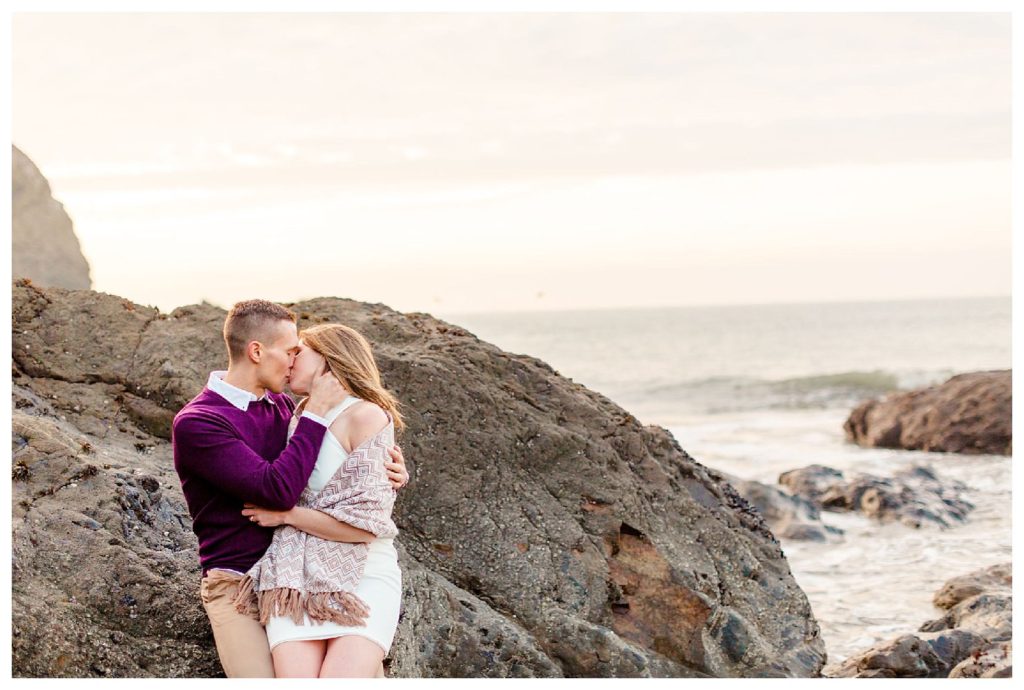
[442,296,1012,671]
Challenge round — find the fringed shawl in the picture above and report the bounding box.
[233,417,398,627]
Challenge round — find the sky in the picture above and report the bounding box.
[11,12,1012,314]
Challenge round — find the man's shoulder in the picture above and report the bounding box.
[173,390,234,430]
[270,391,296,412]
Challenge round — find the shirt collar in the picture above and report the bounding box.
[206,371,276,411]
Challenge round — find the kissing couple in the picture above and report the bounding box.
[172,299,411,678]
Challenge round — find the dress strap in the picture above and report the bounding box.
[324,395,362,426]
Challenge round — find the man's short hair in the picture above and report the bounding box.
[223,299,296,362]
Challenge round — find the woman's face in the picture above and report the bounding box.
[286,340,325,396]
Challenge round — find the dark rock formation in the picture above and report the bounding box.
[12,145,92,289]
[11,282,826,678]
[844,371,1011,456]
[830,563,1011,678]
[829,630,989,679]
[777,463,973,529]
[718,472,843,543]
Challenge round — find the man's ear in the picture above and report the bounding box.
[246,340,262,364]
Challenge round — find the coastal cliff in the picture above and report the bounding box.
[11,281,827,678]
[11,145,92,290]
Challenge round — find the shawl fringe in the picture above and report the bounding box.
[233,575,371,627]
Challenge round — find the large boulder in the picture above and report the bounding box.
[11,282,827,678]
[11,145,92,289]
[843,371,1011,455]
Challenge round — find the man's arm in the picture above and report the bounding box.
[384,445,409,489]
[174,411,327,510]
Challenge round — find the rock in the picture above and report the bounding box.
[778,464,972,528]
[11,283,827,678]
[831,563,1012,678]
[829,630,989,678]
[948,640,1012,678]
[933,562,1011,610]
[719,472,843,543]
[773,464,843,505]
[919,593,1012,643]
[11,146,92,289]
[843,371,1011,455]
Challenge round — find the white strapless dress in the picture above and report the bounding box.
[265,396,402,655]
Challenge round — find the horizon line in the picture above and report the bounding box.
[432,293,1012,318]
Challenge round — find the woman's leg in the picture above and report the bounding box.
[319,635,386,678]
[272,639,328,678]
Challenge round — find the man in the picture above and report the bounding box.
[171,299,409,677]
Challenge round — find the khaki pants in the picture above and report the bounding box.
[200,569,275,678]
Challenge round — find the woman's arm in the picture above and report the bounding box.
[242,504,376,542]
[285,506,376,543]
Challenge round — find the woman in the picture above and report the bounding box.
[234,324,405,678]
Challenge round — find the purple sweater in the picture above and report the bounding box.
[172,387,327,576]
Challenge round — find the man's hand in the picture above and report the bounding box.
[305,364,346,417]
[385,444,409,490]
[242,503,291,528]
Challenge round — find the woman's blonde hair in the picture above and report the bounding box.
[299,323,405,431]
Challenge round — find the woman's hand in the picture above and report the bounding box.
[242,503,291,527]
[386,444,410,490]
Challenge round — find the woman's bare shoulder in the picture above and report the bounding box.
[331,400,389,450]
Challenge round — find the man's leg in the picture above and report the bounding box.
[200,570,275,678]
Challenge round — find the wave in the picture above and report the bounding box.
[615,368,957,416]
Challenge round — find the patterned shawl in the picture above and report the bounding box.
[233,416,398,627]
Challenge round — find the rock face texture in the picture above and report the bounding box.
[777,464,973,529]
[12,145,92,289]
[830,563,1011,678]
[11,282,826,678]
[844,371,1011,456]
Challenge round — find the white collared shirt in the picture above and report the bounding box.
[206,371,329,427]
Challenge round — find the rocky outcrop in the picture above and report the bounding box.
[719,473,843,543]
[12,145,92,289]
[777,464,972,529]
[948,640,1011,678]
[830,563,1011,678]
[844,371,1011,456]
[11,282,827,678]
[933,562,1011,610]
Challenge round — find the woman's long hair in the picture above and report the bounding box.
[300,324,405,432]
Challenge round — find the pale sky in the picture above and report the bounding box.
[11,12,1011,314]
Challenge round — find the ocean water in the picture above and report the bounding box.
[442,296,1012,671]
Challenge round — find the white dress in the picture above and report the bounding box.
[265,395,402,655]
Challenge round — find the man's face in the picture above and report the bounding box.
[286,339,326,396]
[256,320,300,394]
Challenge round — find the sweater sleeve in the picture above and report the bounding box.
[173,411,327,510]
